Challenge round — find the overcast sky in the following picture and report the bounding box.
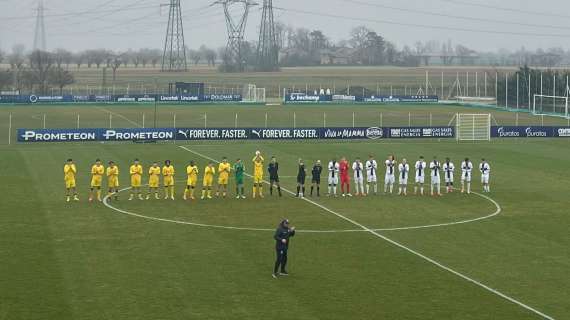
[1,0,570,53]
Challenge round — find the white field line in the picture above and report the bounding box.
[96,107,143,128]
[103,181,500,233]
[178,145,554,320]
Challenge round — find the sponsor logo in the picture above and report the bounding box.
[497,127,520,137]
[525,127,547,137]
[333,95,356,101]
[102,129,174,140]
[366,127,383,139]
[117,97,136,102]
[20,129,97,142]
[29,95,38,103]
[251,129,261,138]
[423,128,432,137]
[289,93,320,102]
[180,95,200,101]
[160,95,179,101]
[390,128,401,138]
[558,128,570,137]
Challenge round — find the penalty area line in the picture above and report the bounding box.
[178,144,554,320]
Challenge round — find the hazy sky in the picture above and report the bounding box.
[1,0,570,52]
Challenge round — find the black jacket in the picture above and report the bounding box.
[274,223,295,250]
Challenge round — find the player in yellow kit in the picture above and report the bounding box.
[106,161,120,201]
[146,162,161,200]
[252,151,264,198]
[216,157,231,198]
[162,160,175,200]
[64,158,79,202]
[89,159,105,202]
[129,158,144,200]
[184,160,199,200]
[201,161,216,200]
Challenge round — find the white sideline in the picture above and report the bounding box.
[96,107,144,128]
[178,145,555,320]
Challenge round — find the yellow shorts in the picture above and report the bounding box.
[91,176,102,188]
[218,174,229,185]
[108,178,119,188]
[131,175,142,187]
[187,177,197,187]
[253,173,263,184]
[149,177,159,188]
[65,179,76,189]
[203,177,213,187]
[164,177,174,187]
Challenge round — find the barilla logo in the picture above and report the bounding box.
[366,127,383,139]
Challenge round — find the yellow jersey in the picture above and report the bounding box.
[106,165,119,187]
[187,165,199,180]
[204,166,216,178]
[252,156,264,175]
[91,164,105,187]
[91,165,104,177]
[130,164,143,177]
[64,164,77,181]
[162,165,175,177]
[148,166,161,188]
[218,162,231,178]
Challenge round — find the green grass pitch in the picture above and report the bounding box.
[0,103,568,319]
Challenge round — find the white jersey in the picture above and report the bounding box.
[443,162,455,182]
[461,161,473,181]
[415,160,427,178]
[366,159,378,181]
[430,160,441,184]
[479,162,490,176]
[328,161,340,185]
[385,160,396,177]
[352,161,365,181]
[398,163,410,183]
[480,162,491,184]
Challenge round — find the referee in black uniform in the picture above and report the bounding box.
[296,159,306,198]
[273,219,295,278]
[268,156,282,196]
[310,160,322,197]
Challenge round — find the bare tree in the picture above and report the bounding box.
[350,26,371,64]
[188,49,201,65]
[53,48,73,69]
[0,70,13,90]
[28,50,54,94]
[0,50,5,66]
[48,67,74,94]
[110,54,122,83]
[8,44,26,69]
[74,52,84,68]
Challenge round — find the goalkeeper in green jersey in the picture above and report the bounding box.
[234,159,246,199]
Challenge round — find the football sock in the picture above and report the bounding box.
[389,184,393,193]
[278,186,282,196]
[374,184,377,193]
[259,187,263,196]
[366,184,369,194]
[270,186,273,195]
[296,186,300,196]
[310,186,314,195]
[346,184,350,194]
[302,186,305,195]
[252,186,256,197]
[317,186,320,196]
[420,187,424,195]
[207,190,212,197]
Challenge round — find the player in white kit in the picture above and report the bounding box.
[460,157,473,194]
[479,158,491,192]
[365,155,378,195]
[443,157,455,193]
[352,158,365,196]
[414,156,427,195]
[384,155,396,194]
[430,156,442,196]
[328,158,340,197]
[398,158,410,195]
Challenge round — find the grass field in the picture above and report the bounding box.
[1,103,569,319]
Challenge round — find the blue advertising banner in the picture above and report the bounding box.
[284,93,438,103]
[2,94,243,104]
[491,126,570,138]
[388,127,454,138]
[18,126,454,142]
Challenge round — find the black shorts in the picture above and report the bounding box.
[312,177,321,184]
[270,176,279,183]
[297,175,306,184]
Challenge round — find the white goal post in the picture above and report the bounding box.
[455,113,491,141]
[533,94,569,118]
[243,84,266,103]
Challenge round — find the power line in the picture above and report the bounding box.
[274,6,570,38]
[441,0,570,19]
[341,0,570,31]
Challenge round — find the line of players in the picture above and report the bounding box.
[62,152,491,202]
[324,155,491,198]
